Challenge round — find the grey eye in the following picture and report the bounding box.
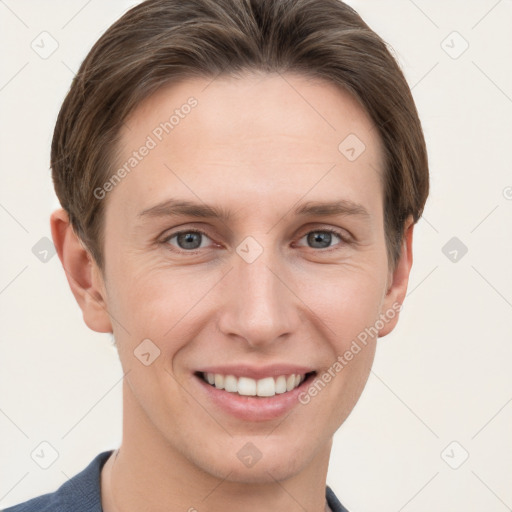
[166,230,212,251]
[307,231,334,249]
[176,232,203,250]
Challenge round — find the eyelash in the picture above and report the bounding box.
[161,227,350,255]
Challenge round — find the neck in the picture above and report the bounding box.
[101,383,333,512]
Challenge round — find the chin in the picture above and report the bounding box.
[191,437,316,484]
[212,457,305,484]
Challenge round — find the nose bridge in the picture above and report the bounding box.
[217,238,296,347]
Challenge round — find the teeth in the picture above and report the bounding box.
[214,374,224,389]
[275,375,287,394]
[238,377,257,396]
[224,375,237,392]
[202,372,307,397]
[257,377,275,397]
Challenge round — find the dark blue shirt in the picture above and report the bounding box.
[2,450,349,512]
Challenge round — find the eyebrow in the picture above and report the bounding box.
[137,198,370,221]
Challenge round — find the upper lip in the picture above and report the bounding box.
[195,364,316,380]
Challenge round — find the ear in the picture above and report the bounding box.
[50,208,112,333]
[378,215,415,337]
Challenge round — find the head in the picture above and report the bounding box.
[51,0,428,483]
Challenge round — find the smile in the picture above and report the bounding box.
[199,372,311,397]
[193,365,318,421]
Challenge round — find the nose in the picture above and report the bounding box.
[216,243,300,348]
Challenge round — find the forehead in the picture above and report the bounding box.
[108,72,384,222]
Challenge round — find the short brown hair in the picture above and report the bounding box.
[51,0,429,271]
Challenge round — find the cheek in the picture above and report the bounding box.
[303,276,381,420]
[297,267,384,407]
[299,264,387,334]
[106,260,222,354]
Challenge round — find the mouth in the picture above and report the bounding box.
[192,365,318,421]
[196,371,316,397]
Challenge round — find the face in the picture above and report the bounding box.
[82,72,411,482]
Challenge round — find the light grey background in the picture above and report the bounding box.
[1,1,511,510]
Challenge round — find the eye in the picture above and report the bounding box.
[161,227,349,254]
[163,229,214,252]
[296,228,347,250]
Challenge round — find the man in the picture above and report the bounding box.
[3,0,428,510]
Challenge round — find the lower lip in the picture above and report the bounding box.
[193,373,316,422]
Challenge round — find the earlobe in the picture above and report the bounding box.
[378,216,415,338]
[50,208,113,333]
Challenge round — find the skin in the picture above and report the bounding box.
[51,72,414,512]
